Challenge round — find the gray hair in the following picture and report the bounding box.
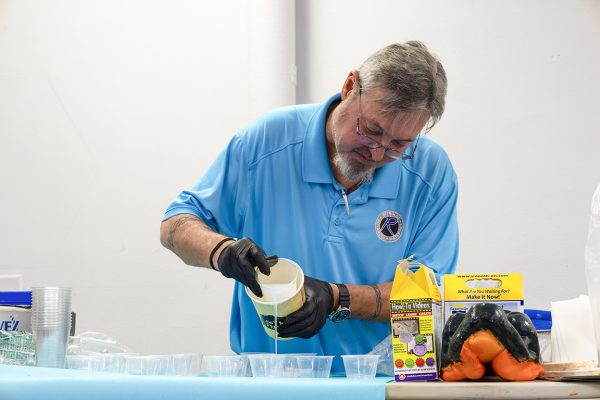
[358,41,447,132]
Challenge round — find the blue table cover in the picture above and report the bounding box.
[0,365,389,400]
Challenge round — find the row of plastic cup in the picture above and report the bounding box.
[204,354,380,379]
[66,353,203,376]
[65,353,379,378]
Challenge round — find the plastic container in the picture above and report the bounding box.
[0,291,32,333]
[124,355,162,375]
[31,287,72,368]
[524,309,552,363]
[248,354,289,378]
[341,355,380,379]
[248,354,302,377]
[66,354,105,371]
[296,355,334,378]
[524,309,552,330]
[100,353,130,373]
[167,353,194,376]
[202,355,248,377]
[246,259,305,340]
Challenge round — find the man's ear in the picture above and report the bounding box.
[340,70,359,100]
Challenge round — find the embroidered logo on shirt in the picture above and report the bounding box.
[375,211,403,242]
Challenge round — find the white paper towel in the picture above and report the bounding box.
[550,294,598,364]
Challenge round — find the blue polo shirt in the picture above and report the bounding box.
[163,93,459,374]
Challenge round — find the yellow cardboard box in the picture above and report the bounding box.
[389,257,442,381]
[443,273,524,323]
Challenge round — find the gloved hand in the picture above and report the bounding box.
[217,237,278,297]
[278,276,334,339]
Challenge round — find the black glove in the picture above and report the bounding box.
[217,237,278,297]
[278,276,334,339]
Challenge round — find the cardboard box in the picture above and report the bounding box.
[443,273,524,323]
[389,257,442,381]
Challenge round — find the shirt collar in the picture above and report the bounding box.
[302,93,340,185]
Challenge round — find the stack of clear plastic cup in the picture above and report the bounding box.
[31,287,72,368]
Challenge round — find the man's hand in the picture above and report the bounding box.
[278,276,334,339]
[217,237,278,297]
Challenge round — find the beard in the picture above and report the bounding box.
[332,151,375,185]
[329,101,375,185]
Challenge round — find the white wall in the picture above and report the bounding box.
[296,0,600,310]
[0,0,599,355]
[0,0,295,354]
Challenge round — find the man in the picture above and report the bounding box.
[160,41,458,374]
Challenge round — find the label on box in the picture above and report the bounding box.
[0,306,31,333]
[390,257,442,382]
[443,273,524,323]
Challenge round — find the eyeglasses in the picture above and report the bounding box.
[355,86,420,161]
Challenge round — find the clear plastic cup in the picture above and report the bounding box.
[167,353,193,376]
[32,326,72,368]
[241,352,268,377]
[124,355,162,375]
[66,355,105,371]
[100,353,131,373]
[188,353,204,376]
[247,354,284,378]
[202,355,247,378]
[247,353,309,378]
[280,353,318,377]
[154,355,173,376]
[296,355,334,378]
[341,355,380,379]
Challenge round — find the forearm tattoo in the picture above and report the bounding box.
[371,284,382,321]
[166,215,200,250]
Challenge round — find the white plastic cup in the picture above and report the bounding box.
[245,259,305,339]
[296,355,334,378]
[341,355,380,379]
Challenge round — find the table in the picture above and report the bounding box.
[2,364,600,400]
[386,379,600,399]
[0,365,388,400]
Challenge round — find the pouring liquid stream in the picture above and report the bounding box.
[274,303,278,354]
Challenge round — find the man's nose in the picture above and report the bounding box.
[369,147,386,161]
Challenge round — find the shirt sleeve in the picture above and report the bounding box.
[162,134,249,238]
[407,155,459,281]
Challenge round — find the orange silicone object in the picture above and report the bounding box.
[491,349,545,381]
[442,330,544,381]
